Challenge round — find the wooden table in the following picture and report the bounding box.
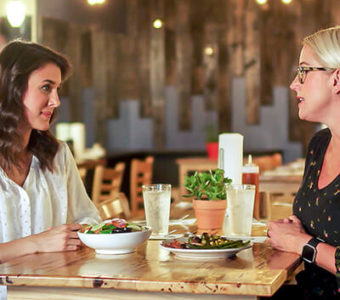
[260,177,302,195]
[1,242,301,300]
[176,157,304,194]
[260,159,304,187]
[176,160,303,197]
[259,162,304,220]
[175,156,303,219]
[0,205,301,300]
[176,157,218,196]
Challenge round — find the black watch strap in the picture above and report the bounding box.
[301,237,324,264]
[308,237,324,248]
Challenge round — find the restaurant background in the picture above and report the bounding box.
[0,0,339,165]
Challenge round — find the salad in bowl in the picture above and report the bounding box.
[78,218,152,254]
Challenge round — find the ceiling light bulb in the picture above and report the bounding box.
[204,47,214,56]
[87,0,105,5]
[153,19,163,29]
[256,0,268,5]
[6,1,26,28]
[281,0,292,4]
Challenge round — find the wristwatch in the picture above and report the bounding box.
[301,237,324,264]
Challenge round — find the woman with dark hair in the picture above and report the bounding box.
[0,40,101,263]
[267,26,340,298]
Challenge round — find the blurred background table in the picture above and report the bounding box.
[176,157,218,197]
[259,159,305,220]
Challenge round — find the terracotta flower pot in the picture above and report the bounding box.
[193,199,227,233]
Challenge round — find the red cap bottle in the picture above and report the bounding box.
[242,155,260,219]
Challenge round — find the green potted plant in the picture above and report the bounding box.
[183,168,231,232]
[205,125,218,160]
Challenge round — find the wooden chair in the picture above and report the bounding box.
[260,191,295,220]
[252,153,282,173]
[271,153,283,169]
[91,162,126,207]
[77,158,106,192]
[130,156,154,217]
[97,193,131,220]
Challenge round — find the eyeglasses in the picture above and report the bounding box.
[296,66,334,84]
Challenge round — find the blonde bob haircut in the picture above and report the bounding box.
[303,26,340,68]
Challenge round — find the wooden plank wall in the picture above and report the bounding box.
[40,0,339,152]
[217,0,232,132]
[175,0,193,130]
[244,0,260,124]
[150,0,166,148]
[137,0,152,118]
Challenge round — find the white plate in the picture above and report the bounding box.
[149,233,184,240]
[175,202,193,209]
[225,235,267,244]
[160,237,252,260]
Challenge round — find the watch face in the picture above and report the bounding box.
[302,244,316,264]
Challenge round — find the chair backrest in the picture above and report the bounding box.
[130,156,154,216]
[252,153,282,173]
[260,191,294,220]
[271,153,283,169]
[92,162,126,206]
[97,192,131,220]
[77,159,107,192]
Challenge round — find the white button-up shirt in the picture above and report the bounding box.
[0,142,101,243]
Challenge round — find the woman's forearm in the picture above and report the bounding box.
[0,236,38,263]
[315,242,337,275]
[293,234,337,275]
[268,217,338,275]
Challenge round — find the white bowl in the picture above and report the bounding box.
[78,227,152,254]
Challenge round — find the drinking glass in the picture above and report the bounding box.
[142,184,171,237]
[224,184,255,236]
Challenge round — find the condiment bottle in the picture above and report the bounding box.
[242,155,260,219]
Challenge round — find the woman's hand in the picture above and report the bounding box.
[267,215,311,255]
[31,223,82,253]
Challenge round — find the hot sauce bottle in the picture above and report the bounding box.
[242,155,260,219]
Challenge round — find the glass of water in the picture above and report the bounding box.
[142,184,171,237]
[224,184,255,236]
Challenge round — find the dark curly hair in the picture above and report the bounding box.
[0,40,72,171]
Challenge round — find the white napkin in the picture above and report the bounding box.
[218,133,243,184]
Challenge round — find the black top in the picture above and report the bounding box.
[293,128,340,297]
[294,128,340,245]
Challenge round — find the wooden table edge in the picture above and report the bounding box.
[1,274,287,297]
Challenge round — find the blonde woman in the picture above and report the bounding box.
[267,26,340,299]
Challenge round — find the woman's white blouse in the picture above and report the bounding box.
[0,142,101,243]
